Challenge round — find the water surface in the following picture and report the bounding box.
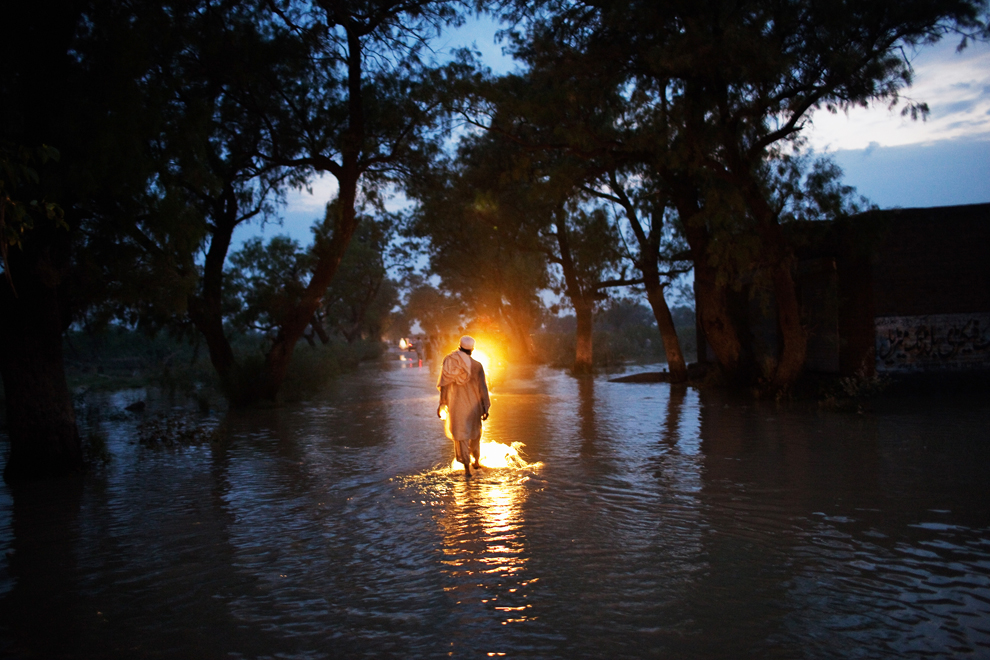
[1,364,988,659]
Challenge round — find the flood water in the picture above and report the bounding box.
[1,364,989,659]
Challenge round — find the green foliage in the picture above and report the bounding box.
[406,132,557,356]
[398,282,464,340]
[62,324,383,407]
[73,0,307,334]
[480,0,987,386]
[0,143,64,239]
[78,0,470,402]
[279,339,384,402]
[64,326,219,397]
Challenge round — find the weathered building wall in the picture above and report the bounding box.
[868,204,990,373]
[875,313,990,372]
[799,257,840,373]
[694,203,990,377]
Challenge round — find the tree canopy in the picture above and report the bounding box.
[476,0,988,388]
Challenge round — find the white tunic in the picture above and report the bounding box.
[437,350,490,443]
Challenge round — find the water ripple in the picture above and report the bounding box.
[1,366,989,658]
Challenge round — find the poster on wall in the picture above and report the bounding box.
[876,313,990,372]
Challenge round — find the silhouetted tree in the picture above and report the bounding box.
[0,0,174,480]
[488,0,986,390]
[250,0,469,398]
[407,133,553,363]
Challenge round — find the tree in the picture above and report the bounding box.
[224,208,400,351]
[493,0,987,390]
[455,63,692,377]
[399,281,465,358]
[248,0,469,399]
[412,128,637,371]
[582,169,693,381]
[0,144,78,480]
[0,0,167,480]
[80,0,466,404]
[545,202,626,372]
[225,235,314,342]
[407,132,553,363]
[77,0,306,404]
[316,212,399,344]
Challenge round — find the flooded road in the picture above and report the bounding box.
[1,364,989,659]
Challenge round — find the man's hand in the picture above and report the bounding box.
[481,411,489,421]
[437,405,443,418]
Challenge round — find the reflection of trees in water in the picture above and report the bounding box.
[661,385,686,447]
[653,384,704,485]
[1,479,85,657]
[688,390,885,657]
[647,385,708,614]
[577,376,598,458]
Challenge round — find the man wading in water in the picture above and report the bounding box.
[437,336,491,477]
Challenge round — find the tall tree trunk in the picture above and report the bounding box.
[1,0,84,482]
[499,303,536,364]
[255,23,368,402]
[676,199,745,382]
[693,256,744,378]
[257,176,362,401]
[643,277,687,383]
[768,258,806,389]
[608,176,690,382]
[673,85,748,383]
[187,190,240,400]
[1,247,82,482]
[738,176,807,390]
[553,213,594,373]
[311,316,330,344]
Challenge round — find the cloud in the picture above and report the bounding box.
[285,173,339,213]
[805,39,990,151]
[935,98,979,116]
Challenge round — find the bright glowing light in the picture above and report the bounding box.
[449,441,533,471]
[399,338,409,350]
[472,348,491,373]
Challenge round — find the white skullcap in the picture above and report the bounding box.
[459,335,476,350]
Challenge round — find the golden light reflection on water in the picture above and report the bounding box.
[448,440,534,471]
[402,373,544,639]
[403,441,543,632]
[438,472,534,615]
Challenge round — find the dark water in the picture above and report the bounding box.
[1,364,989,659]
